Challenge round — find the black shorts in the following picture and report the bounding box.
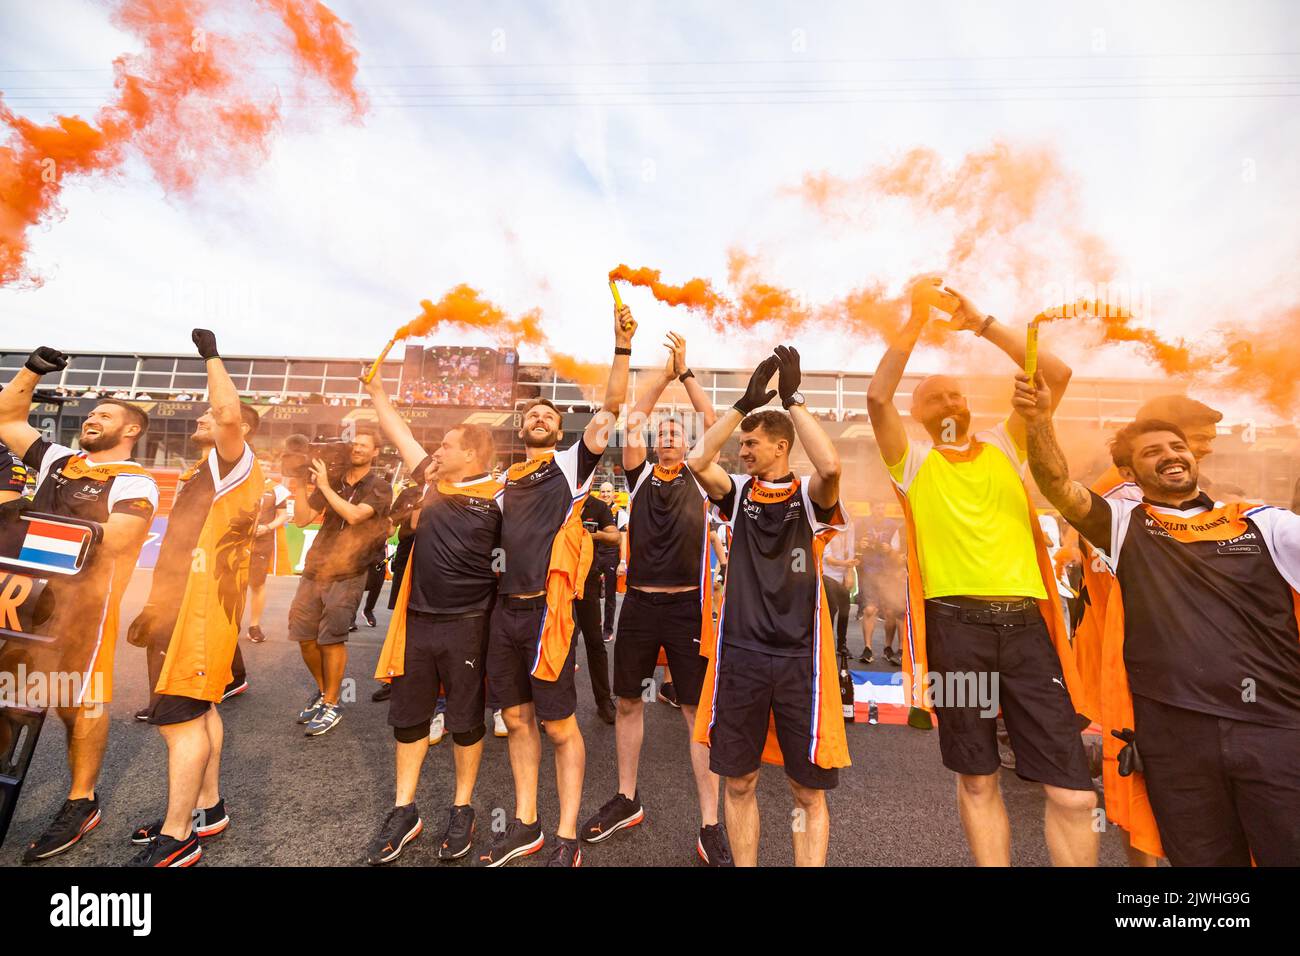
[146,694,212,726]
[486,595,577,722]
[923,599,1092,790]
[248,541,274,589]
[613,588,706,706]
[388,611,488,734]
[704,642,839,790]
[1132,694,1300,866]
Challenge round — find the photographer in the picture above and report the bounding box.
[287,429,391,737]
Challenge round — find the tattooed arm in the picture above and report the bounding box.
[1011,371,1092,523]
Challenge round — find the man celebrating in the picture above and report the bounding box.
[476,302,637,868]
[126,330,263,867]
[1071,392,1222,866]
[865,281,1097,866]
[288,428,391,736]
[687,346,848,867]
[0,350,157,862]
[581,331,733,864]
[363,372,501,865]
[1016,374,1300,865]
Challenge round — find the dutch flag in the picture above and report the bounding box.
[19,519,88,572]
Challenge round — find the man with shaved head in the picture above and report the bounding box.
[866,281,1097,866]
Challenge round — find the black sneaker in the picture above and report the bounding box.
[296,691,324,724]
[475,818,544,867]
[130,799,229,845]
[220,679,248,703]
[858,647,874,664]
[22,796,101,862]
[580,792,644,844]
[304,702,343,737]
[363,610,377,628]
[349,621,359,632]
[371,683,392,702]
[545,836,582,867]
[128,831,202,867]
[436,805,476,861]
[134,707,151,722]
[697,822,734,866]
[247,624,266,644]
[657,682,680,708]
[366,804,423,865]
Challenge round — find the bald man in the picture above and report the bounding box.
[865,282,1098,867]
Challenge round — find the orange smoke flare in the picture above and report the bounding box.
[0,0,365,287]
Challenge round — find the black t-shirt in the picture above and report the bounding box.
[149,447,251,612]
[303,469,392,581]
[1069,490,1300,727]
[0,442,26,496]
[498,440,602,594]
[23,437,157,524]
[407,461,502,616]
[625,460,709,589]
[580,495,617,582]
[712,473,843,657]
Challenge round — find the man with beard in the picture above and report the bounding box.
[362,373,501,864]
[1016,375,1300,865]
[126,330,263,866]
[866,281,1097,866]
[288,428,391,736]
[1070,393,1222,866]
[476,303,637,868]
[0,440,26,504]
[0,349,157,862]
[580,331,733,864]
[686,346,848,867]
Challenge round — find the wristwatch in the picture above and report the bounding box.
[678,368,695,383]
[783,391,806,409]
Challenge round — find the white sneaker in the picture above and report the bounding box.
[493,709,507,738]
[428,712,446,745]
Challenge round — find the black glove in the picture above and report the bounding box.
[773,344,801,406]
[25,347,68,376]
[733,355,779,415]
[192,328,220,360]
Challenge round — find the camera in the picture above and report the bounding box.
[281,435,353,484]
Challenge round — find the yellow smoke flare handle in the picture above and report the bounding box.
[609,280,624,310]
[1024,323,1039,377]
[364,338,397,384]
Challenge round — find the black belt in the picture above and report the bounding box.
[627,587,700,606]
[926,597,1039,627]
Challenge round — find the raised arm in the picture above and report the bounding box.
[867,280,943,467]
[623,335,678,472]
[0,348,68,457]
[362,369,428,473]
[584,304,638,455]
[687,355,779,498]
[774,345,841,510]
[1012,371,1092,523]
[943,286,1073,447]
[192,330,245,464]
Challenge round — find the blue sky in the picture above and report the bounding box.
[1,0,1297,403]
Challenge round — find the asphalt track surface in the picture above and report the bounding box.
[4,572,1131,867]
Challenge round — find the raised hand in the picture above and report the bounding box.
[24,347,68,376]
[614,305,638,348]
[734,355,779,414]
[1011,371,1052,423]
[773,344,801,406]
[665,331,686,377]
[192,328,220,360]
[941,286,988,333]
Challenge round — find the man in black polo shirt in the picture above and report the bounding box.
[581,331,733,864]
[574,490,618,724]
[288,428,390,737]
[1016,372,1300,865]
[0,349,157,862]
[475,303,637,868]
[686,346,849,867]
[363,374,501,864]
[594,481,621,638]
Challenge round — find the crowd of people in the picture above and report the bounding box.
[399,378,513,408]
[1,282,1297,869]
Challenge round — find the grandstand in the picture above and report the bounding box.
[3,345,1296,510]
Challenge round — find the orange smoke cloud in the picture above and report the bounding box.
[1035,300,1203,378]
[0,0,364,287]
[396,286,607,390]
